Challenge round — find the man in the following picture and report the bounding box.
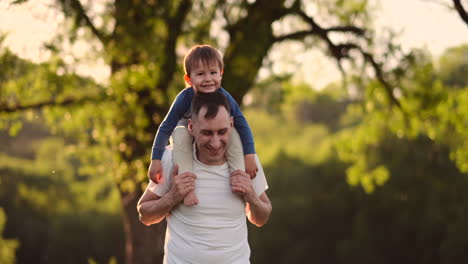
[137,91,272,264]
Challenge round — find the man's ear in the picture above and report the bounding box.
[184,74,192,85]
[188,119,194,136]
[230,116,233,128]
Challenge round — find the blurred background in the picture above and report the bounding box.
[1,0,468,263]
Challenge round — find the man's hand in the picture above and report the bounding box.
[230,169,256,202]
[137,164,197,226]
[167,164,197,204]
[244,154,258,179]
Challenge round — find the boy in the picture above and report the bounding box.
[148,44,258,205]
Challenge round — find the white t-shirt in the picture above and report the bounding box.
[148,146,269,264]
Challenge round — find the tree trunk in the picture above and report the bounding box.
[121,191,167,264]
[223,0,286,102]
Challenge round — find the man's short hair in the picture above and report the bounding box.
[191,91,231,121]
[184,45,224,77]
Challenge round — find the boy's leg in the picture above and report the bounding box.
[172,125,193,173]
[172,126,198,205]
[227,128,245,172]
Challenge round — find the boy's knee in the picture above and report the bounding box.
[172,126,193,148]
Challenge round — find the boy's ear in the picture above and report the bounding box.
[184,74,191,84]
[220,69,224,76]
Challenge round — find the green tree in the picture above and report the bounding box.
[438,44,468,89]
[1,1,414,263]
[243,48,468,262]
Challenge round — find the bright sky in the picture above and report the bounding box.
[1,0,467,88]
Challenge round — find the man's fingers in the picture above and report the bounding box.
[231,169,250,178]
[232,184,245,194]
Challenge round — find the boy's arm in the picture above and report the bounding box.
[219,88,255,155]
[151,88,193,160]
[220,88,257,177]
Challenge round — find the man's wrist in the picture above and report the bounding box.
[242,184,258,203]
[164,191,179,207]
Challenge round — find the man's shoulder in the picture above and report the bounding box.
[162,146,174,163]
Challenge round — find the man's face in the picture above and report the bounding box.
[185,61,223,93]
[189,106,233,166]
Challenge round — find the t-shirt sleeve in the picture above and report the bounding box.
[148,147,174,197]
[252,154,268,196]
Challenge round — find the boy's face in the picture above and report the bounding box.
[185,61,223,93]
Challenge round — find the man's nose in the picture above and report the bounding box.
[210,135,222,148]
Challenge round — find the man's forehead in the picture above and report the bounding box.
[193,106,230,125]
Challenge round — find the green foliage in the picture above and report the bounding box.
[0,208,18,264]
[0,120,124,263]
[249,127,468,264]
[245,44,468,263]
[438,44,468,89]
[2,0,468,263]
[314,0,372,26]
[244,80,345,166]
[244,108,331,166]
[336,45,468,193]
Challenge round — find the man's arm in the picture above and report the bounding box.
[245,192,272,227]
[230,170,272,227]
[137,190,177,226]
[138,164,196,226]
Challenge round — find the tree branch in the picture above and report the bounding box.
[157,0,192,92]
[66,0,109,44]
[272,9,402,109]
[342,43,402,109]
[0,94,108,113]
[327,25,367,36]
[453,0,468,26]
[274,29,320,42]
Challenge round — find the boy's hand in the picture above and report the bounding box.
[244,154,258,179]
[148,159,163,183]
[230,169,255,202]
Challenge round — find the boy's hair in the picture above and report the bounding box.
[184,45,224,77]
[191,91,231,121]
